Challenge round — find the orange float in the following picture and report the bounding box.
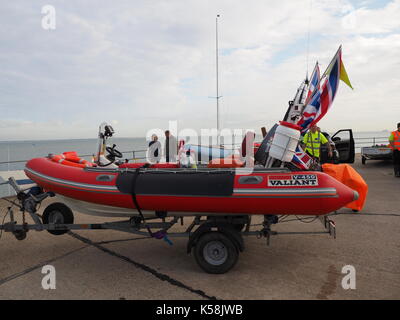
[322,163,368,212]
[51,151,94,168]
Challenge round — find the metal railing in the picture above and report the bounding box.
[0,136,392,167]
[0,149,148,166]
[354,137,389,147]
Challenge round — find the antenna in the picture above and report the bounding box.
[208,15,223,145]
[305,0,313,77]
[215,14,222,145]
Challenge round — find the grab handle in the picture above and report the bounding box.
[238,176,263,184]
[96,175,115,182]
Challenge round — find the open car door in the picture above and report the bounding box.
[331,129,355,163]
[320,129,355,164]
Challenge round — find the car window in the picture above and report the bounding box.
[332,130,350,142]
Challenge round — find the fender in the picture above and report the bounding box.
[187,222,244,254]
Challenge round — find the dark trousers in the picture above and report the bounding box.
[165,137,169,162]
[393,150,400,176]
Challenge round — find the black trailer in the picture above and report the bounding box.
[361,146,392,165]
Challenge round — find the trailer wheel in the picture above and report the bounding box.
[361,156,366,165]
[42,203,74,235]
[194,232,239,274]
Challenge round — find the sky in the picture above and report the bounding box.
[0,0,399,140]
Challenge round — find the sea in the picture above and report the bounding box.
[0,131,391,172]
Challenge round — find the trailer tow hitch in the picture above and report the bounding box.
[255,214,336,246]
[2,178,54,240]
[257,215,279,245]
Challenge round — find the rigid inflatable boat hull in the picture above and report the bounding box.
[25,158,358,217]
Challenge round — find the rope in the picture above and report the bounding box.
[0,205,12,241]
[130,166,153,237]
[129,166,172,244]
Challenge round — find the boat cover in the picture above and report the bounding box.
[116,170,235,196]
[322,163,368,211]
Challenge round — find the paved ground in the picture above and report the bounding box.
[0,155,399,300]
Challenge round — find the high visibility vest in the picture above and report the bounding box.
[303,132,325,158]
[390,131,400,151]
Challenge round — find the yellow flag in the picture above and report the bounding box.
[340,60,353,90]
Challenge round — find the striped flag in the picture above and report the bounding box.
[292,145,312,170]
[298,46,348,133]
[306,62,320,102]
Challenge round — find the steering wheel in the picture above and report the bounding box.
[106,144,123,160]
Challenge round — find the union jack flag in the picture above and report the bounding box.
[306,62,320,102]
[298,48,342,133]
[292,145,312,170]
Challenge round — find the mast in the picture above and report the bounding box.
[283,79,308,124]
[215,14,221,145]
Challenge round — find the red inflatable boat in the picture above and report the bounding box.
[24,156,359,218]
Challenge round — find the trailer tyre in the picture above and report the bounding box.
[42,203,74,235]
[194,232,238,274]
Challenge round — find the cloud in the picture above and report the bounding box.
[0,0,399,140]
